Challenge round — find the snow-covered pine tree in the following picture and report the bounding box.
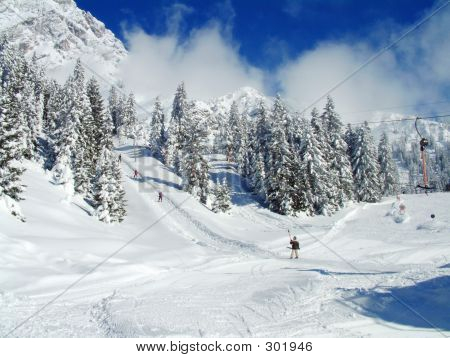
[0,43,26,218]
[251,151,267,201]
[285,112,303,154]
[87,76,111,188]
[51,59,93,195]
[73,63,95,194]
[20,64,37,160]
[122,92,138,140]
[212,177,232,213]
[226,101,240,162]
[179,102,210,204]
[149,97,166,160]
[108,86,123,135]
[321,96,354,206]
[42,80,64,169]
[254,101,271,173]
[166,82,188,172]
[116,93,127,142]
[351,122,382,202]
[16,55,45,160]
[92,147,126,223]
[344,124,356,158]
[110,155,127,221]
[266,95,295,215]
[91,109,126,223]
[378,132,399,196]
[30,53,45,134]
[212,112,228,155]
[299,109,334,215]
[236,109,250,177]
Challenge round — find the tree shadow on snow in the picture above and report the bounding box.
[347,275,450,331]
[209,171,267,208]
[143,176,182,190]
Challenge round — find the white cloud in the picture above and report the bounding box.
[277,7,450,122]
[117,2,450,122]
[164,3,194,35]
[118,23,265,105]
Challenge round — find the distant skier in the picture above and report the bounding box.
[133,169,139,179]
[118,154,122,162]
[158,191,163,202]
[288,230,299,259]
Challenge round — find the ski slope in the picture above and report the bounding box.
[1,145,450,338]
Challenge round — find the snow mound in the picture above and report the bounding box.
[417,219,450,233]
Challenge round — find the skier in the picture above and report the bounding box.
[158,191,163,202]
[118,154,122,163]
[133,169,139,179]
[288,230,299,259]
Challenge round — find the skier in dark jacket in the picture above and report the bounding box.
[288,230,299,259]
[158,191,163,202]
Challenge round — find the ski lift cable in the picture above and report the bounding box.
[298,1,450,116]
[351,113,450,125]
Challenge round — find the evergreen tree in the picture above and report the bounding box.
[92,147,126,223]
[251,151,267,201]
[87,77,111,192]
[351,122,382,202]
[321,96,354,206]
[212,177,232,213]
[254,101,271,173]
[378,132,399,196]
[180,102,210,204]
[108,86,123,135]
[266,95,295,215]
[42,80,64,169]
[122,92,138,139]
[310,107,336,214]
[344,123,356,157]
[51,59,93,195]
[166,82,188,172]
[299,111,333,215]
[0,45,26,207]
[236,110,250,177]
[91,107,126,223]
[149,97,166,160]
[226,101,240,162]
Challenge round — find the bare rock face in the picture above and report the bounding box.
[0,0,127,85]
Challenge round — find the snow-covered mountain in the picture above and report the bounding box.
[0,0,127,84]
[207,86,271,118]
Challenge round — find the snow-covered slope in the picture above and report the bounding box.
[0,0,127,83]
[1,146,450,337]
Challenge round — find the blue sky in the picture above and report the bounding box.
[75,0,450,119]
[77,0,435,70]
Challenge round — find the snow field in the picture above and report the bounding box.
[1,146,449,337]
